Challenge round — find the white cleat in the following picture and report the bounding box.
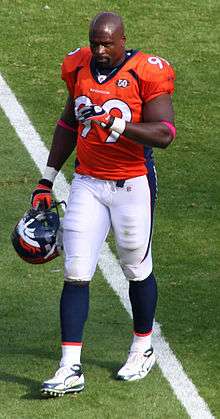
[117,347,156,381]
[41,364,84,397]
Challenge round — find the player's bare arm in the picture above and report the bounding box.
[77,94,175,150]
[31,96,77,209]
[123,93,175,148]
[47,95,77,171]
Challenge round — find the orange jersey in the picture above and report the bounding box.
[61,47,175,180]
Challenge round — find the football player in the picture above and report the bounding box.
[31,12,176,396]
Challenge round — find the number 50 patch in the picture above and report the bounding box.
[116,79,130,88]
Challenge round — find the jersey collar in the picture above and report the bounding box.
[90,50,139,84]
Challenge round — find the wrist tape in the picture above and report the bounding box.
[109,117,126,134]
[43,166,58,183]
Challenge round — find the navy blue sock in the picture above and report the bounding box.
[129,272,158,334]
[60,282,89,343]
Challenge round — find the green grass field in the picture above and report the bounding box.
[0,1,219,418]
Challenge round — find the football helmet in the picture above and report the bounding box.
[11,202,64,264]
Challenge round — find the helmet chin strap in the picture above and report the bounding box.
[44,216,64,260]
[44,243,58,260]
[56,218,63,254]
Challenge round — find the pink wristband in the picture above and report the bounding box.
[57,119,75,132]
[161,120,176,139]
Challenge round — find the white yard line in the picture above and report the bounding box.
[0,73,214,419]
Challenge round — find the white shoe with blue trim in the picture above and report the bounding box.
[41,364,84,397]
[117,347,156,381]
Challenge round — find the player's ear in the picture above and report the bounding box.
[121,35,126,47]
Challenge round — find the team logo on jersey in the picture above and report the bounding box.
[116,79,130,88]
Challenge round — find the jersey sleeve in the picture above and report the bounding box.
[139,55,175,102]
[61,47,90,97]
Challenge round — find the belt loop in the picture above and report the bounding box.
[116,180,125,187]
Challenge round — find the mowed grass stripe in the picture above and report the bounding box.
[0,73,214,419]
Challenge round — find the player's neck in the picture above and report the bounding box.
[96,51,127,74]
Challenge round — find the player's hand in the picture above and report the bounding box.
[76,105,114,128]
[31,179,53,210]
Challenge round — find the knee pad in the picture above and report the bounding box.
[120,256,153,282]
[64,256,92,282]
[119,238,153,282]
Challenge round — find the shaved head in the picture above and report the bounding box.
[89,12,126,68]
[90,12,125,37]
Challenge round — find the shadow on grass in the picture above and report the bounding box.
[0,346,59,360]
[84,357,121,380]
[0,371,46,400]
[0,355,122,401]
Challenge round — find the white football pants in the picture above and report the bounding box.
[63,173,153,282]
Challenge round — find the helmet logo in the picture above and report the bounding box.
[19,237,41,254]
[18,218,40,248]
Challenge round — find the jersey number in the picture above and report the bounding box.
[75,96,132,143]
[147,56,170,69]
